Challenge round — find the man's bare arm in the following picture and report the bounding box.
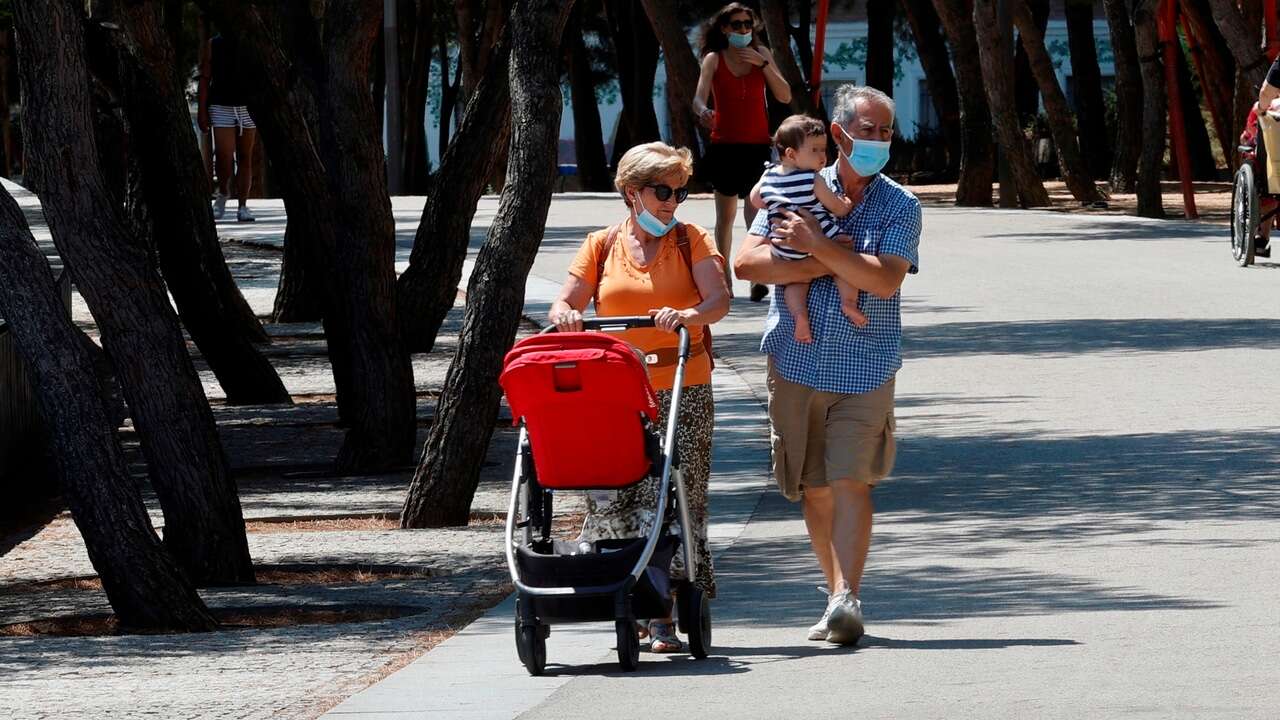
[733,233,830,285]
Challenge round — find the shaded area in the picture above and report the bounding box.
[903,318,1280,358]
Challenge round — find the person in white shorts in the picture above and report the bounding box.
[198,32,257,223]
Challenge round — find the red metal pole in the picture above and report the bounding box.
[811,0,831,109]
[1159,0,1198,219]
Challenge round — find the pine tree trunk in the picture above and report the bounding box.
[1206,0,1269,91]
[396,28,513,353]
[1180,0,1237,165]
[606,0,660,167]
[973,0,1050,207]
[95,1,290,407]
[760,0,814,113]
[1130,0,1167,218]
[901,0,963,180]
[566,7,611,191]
[638,0,706,162]
[1103,0,1144,191]
[866,0,897,97]
[1011,0,1102,203]
[399,0,433,194]
[933,0,996,206]
[1232,0,1263,165]
[1064,0,1112,178]
[0,30,13,177]
[212,0,415,471]
[13,0,254,586]
[402,0,574,529]
[1013,0,1049,125]
[0,186,218,631]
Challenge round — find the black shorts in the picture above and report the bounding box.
[700,142,772,199]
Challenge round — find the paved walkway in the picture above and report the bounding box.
[327,197,1280,718]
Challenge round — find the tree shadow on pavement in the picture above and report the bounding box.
[903,318,1280,358]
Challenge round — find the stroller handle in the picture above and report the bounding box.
[541,316,693,361]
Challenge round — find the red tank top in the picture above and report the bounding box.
[709,54,770,144]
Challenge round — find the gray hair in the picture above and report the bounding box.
[830,85,896,129]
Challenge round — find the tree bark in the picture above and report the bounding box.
[399,0,433,194]
[866,0,897,97]
[210,0,416,472]
[1013,0,1049,125]
[1064,0,1111,179]
[565,6,611,191]
[402,0,574,528]
[605,0,660,166]
[1174,39,1217,180]
[0,187,218,631]
[396,26,513,353]
[933,0,996,206]
[437,23,461,155]
[973,0,1050,207]
[0,30,14,177]
[1103,0,1144,191]
[638,0,706,161]
[1130,0,1166,217]
[1180,0,1236,164]
[1010,0,1103,203]
[901,0,963,180]
[93,1,290,407]
[760,0,814,113]
[14,0,254,585]
[1206,0,1268,92]
[1232,0,1263,162]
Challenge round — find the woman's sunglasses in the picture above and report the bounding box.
[726,19,753,31]
[647,184,690,203]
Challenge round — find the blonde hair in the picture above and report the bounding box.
[614,142,694,207]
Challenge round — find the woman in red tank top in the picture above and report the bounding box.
[693,3,792,299]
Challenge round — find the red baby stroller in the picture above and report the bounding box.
[499,317,711,675]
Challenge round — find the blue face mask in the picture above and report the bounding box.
[633,194,678,237]
[837,126,892,177]
[728,31,752,49]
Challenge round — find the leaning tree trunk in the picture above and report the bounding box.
[1181,0,1237,164]
[1206,0,1268,92]
[761,0,816,113]
[1232,0,1264,167]
[606,0,660,167]
[1011,0,1103,203]
[1013,0,1049,127]
[1130,0,1167,218]
[866,0,897,97]
[1064,0,1112,179]
[566,6,611,191]
[902,0,963,181]
[973,0,1050,207]
[212,0,416,471]
[933,0,996,206]
[639,0,706,164]
[402,0,574,528]
[1103,0,1144,191]
[396,27,513,353]
[0,30,13,177]
[0,187,218,631]
[399,0,434,194]
[13,0,254,586]
[96,1,291,406]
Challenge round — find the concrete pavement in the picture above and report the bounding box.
[320,194,1279,718]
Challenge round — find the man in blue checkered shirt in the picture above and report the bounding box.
[734,85,921,646]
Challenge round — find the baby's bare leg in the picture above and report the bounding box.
[784,281,814,343]
[835,278,867,327]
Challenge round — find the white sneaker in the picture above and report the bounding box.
[212,192,228,220]
[807,586,834,641]
[825,589,864,645]
[236,204,256,223]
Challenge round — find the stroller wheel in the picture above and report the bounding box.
[517,623,546,675]
[678,585,712,660]
[616,618,640,671]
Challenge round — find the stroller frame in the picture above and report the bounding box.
[503,316,710,674]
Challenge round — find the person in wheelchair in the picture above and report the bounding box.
[1245,57,1280,258]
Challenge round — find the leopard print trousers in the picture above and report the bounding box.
[578,382,716,597]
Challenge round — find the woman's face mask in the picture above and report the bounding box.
[632,191,678,237]
[728,31,752,49]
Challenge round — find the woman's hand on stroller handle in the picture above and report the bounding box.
[550,308,584,333]
[649,306,693,333]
